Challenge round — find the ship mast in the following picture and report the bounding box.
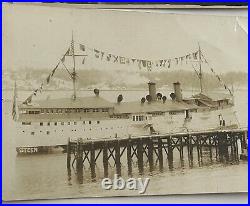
[198,43,203,93]
[71,31,77,100]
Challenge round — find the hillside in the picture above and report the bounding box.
[3,68,247,91]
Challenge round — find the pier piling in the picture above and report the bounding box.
[167,137,174,171]
[147,138,154,173]
[179,136,184,167]
[209,135,213,163]
[76,139,83,171]
[90,142,96,181]
[137,138,144,175]
[67,138,71,169]
[103,142,109,178]
[67,129,247,183]
[115,140,121,177]
[157,138,164,172]
[127,140,132,176]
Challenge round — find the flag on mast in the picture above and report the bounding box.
[70,37,75,56]
[12,82,17,119]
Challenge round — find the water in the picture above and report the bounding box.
[2,89,248,201]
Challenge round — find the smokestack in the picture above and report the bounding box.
[173,82,182,102]
[148,82,157,101]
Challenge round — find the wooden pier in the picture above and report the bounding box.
[66,129,248,182]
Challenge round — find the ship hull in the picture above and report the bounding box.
[16,145,65,155]
[14,106,239,155]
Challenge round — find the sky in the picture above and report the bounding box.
[3,3,248,74]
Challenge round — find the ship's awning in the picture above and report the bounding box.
[19,96,114,109]
[113,100,198,114]
[193,92,231,101]
[197,99,216,107]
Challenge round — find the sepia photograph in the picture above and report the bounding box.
[2,3,248,202]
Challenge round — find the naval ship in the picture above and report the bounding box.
[12,38,239,154]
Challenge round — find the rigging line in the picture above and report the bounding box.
[192,64,200,78]
[22,47,73,103]
[75,40,199,63]
[61,61,73,79]
[22,59,63,103]
[60,67,74,81]
[200,52,233,95]
[65,54,87,57]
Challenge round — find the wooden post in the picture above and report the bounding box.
[241,131,247,156]
[189,136,193,167]
[76,139,83,184]
[197,136,201,166]
[67,167,72,185]
[137,138,144,175]
[90,142,96,181]
[77,165,84,184]
[167,137,173,171]
[187,135,193,168]
[115,140,121,177]
[209,135,213,163]
[147,138,154,173]
[239,131,248,160]
[158,138,163,172]
[67,138,71,169]
[230,133,235,162]
[235,135,239,162]
[76,139,83,170]
[179,136,184,167]
[224,133,229,162]
[217,132,224,162]
[231,133,239,163]
[243,130,248,150]
[127,139,132,177]
[103,142,109,178]
[199,136,203,165]
[215,134,219,161]
[218,132,229,162]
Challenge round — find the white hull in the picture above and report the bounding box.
[15,107,239,150]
